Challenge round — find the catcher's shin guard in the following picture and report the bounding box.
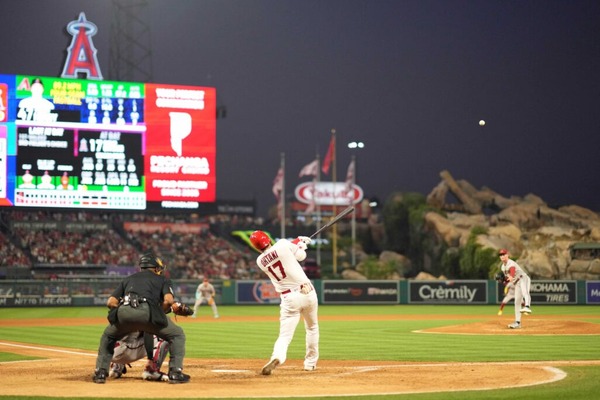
[153,338,170,370]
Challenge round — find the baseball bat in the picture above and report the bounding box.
[309,206,355,239]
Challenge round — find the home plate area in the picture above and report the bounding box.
[0,342,571,398]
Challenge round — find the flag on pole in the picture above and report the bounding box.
[321,135,335,175]
[345,159,355,191]
[345,158,355,205]
[272,166,283,200]
[305,179,317,214]
[299,159,319,178]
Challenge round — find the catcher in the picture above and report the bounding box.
[192,277,219,318]
[92,252,194,384]
[109,332,170,381]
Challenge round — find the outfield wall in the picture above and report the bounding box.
[1,279,599,307]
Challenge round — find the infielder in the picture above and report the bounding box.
[109,331,169,381]
[192,277,219,318]
[499,248,532,329]
[249,231,319,375]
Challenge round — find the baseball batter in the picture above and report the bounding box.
[192,277,219,318]
[499,248,532,329]
[249,231,319,375]
[109,331,169,381]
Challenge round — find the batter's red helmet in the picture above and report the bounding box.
[249,230,271,251]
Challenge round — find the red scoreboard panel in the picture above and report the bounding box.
[0,74,216,211]
[145,83,216,206]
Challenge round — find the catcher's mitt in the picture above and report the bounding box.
[172,302,194,317]
[494,271,506,284]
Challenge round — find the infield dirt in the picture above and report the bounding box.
[1,314,599,398]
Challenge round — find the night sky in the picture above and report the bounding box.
[1,0,599,218]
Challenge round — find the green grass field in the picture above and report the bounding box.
[1,305,599,399]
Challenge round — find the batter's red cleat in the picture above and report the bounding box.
[261,359,280,375]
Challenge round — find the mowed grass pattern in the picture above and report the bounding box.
[0,305,599,399]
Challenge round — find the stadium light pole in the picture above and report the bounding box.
[347,141,364,267]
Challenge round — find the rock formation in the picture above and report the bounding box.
[424,170,600,280]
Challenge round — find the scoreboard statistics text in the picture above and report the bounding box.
[0,74,216,211]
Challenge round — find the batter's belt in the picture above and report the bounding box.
[281,282,313,295]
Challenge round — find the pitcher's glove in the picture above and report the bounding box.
[171,302,194,317]
[494,271,506,284]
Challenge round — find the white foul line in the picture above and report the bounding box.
[0,341,96,357]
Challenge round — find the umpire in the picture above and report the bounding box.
[92,252,189,384]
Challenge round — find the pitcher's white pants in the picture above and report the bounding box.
[514,275,531,322]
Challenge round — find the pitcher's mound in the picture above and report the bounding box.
[419,318,600,335]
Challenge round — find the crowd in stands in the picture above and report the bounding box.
[0,210,263,281]
[128,229,258,280]
[13,227,138,266]
[0,232,32,267]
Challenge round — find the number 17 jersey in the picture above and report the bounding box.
[256,238,310,294]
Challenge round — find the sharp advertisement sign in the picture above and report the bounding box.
[322,281,398,304]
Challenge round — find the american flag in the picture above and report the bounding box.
[299,159,319,177]
[345,159,355,196]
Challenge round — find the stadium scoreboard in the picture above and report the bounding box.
[0,74,216,211]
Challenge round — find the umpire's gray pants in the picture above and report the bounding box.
[95,303,186,372]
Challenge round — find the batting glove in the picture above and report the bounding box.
[297,236,312,245]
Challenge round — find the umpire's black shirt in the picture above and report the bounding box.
[111,269,174,305]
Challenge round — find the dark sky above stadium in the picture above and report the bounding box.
[1,0,599,218]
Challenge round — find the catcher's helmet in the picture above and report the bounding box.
[139,251,166,273]
[249,230,271,251]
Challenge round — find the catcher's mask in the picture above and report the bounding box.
[139,251,166,275]
[249,230,271,251]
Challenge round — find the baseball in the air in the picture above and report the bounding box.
[479,120,486,126]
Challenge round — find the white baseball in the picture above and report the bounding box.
[479,120,486,126]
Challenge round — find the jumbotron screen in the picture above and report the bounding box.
[0,74,216,211]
